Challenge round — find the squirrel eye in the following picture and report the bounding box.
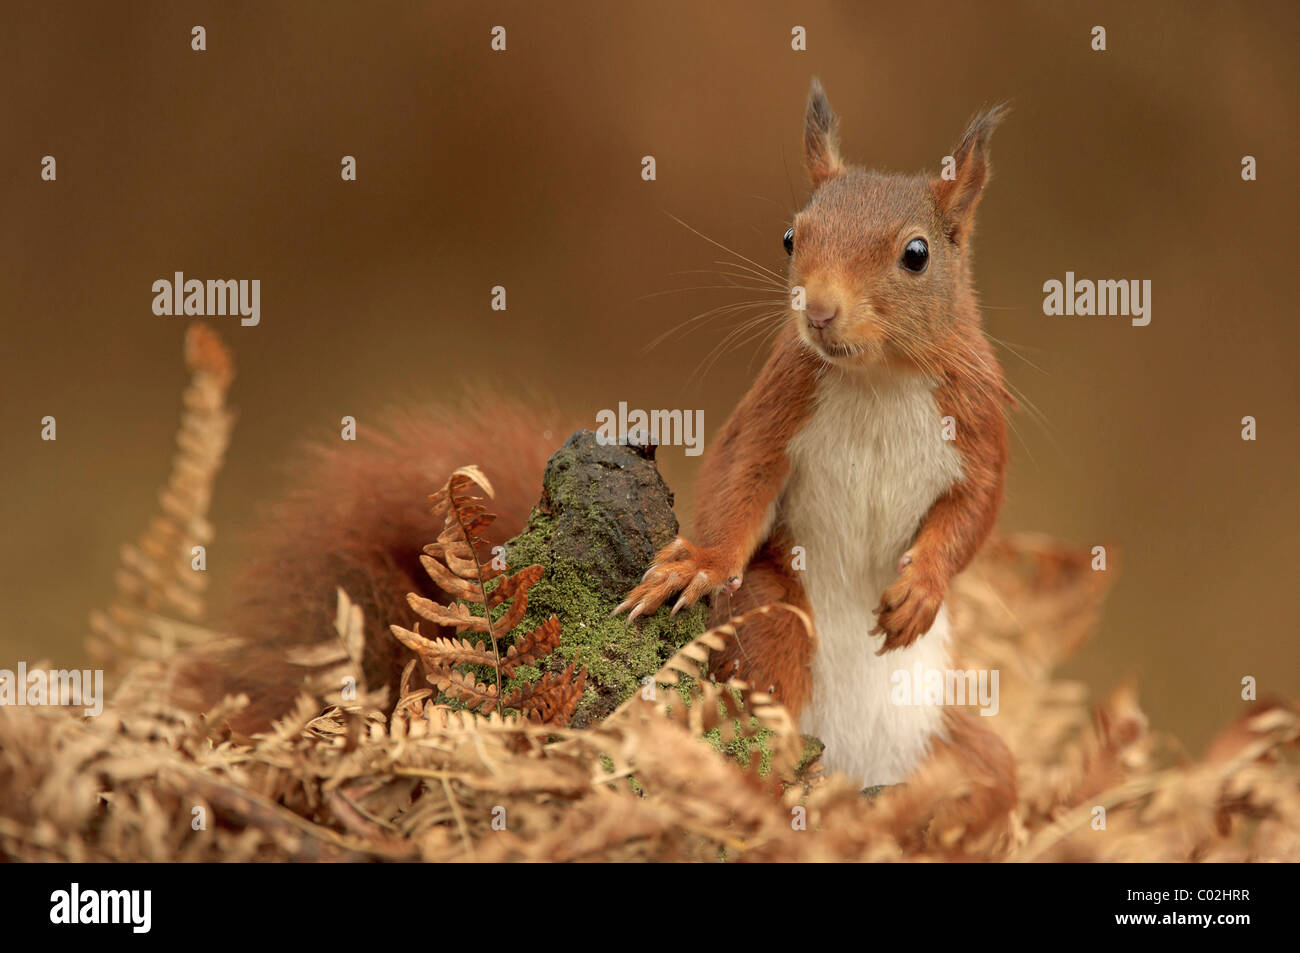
[901,237,929,273]
[783,227,794,255]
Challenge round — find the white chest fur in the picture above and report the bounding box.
[781,366,964,786]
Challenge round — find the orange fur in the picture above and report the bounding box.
[930,707,1019,837]
[706,534,815,718]
[619,81,1012,760]
[174,402,567,732]
[182,81,1012,787]
[614,322,821,622]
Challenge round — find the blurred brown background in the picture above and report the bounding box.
[2,1,1296,750]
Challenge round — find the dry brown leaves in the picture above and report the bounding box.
[86,324,236,673]
[3,532,1295,861]
[389,466,585,724]
[4,327,1294,862]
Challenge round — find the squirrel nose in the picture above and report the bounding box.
[805,300,839,330]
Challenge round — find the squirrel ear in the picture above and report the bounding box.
[804,78,844,188]
[933,102,1008,243]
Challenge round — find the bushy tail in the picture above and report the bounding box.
[173,402,569,732]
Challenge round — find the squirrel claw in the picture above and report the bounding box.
[872,560,945,653]
[616,539,732,622]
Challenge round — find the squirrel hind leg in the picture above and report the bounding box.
[706,543,814,721]
[924,707,1018,846]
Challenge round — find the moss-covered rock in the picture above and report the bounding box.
[503,431,707,726]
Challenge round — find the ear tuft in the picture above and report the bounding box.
[934,102,1009,243]
[804,77,844,188]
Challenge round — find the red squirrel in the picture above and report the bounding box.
[615,79,1012,786]
[188,81,1012,797]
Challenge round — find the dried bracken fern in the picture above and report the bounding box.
[87,324,235,672]
[7,334,1296,862]
[3,534,1296,862]
[389,467,586,725]
[284,587,390,716]
[601,603,809,783]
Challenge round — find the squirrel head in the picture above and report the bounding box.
[787,78,1006,372]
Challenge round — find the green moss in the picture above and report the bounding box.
[702,725,773,776]
[435,500,788,783]
[796,735,825,777]
[503,507,708,726]
[695,684,774,776]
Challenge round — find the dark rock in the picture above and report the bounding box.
[538,430,680,601]
[504,430,707,727]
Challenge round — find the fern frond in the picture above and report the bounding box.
[87,323,235,674]
[393,465,588,727]
[433,669,502,714]
[285,588,388,715]
[501,616,562,676]
[605,603,810,780]
[487,564,544,609]
[416,554,483,602]
[503,663,587,726]
[405,594,489,634]
[389,626,498,672]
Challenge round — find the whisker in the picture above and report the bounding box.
[705,257,787,289]
[638,283,781,302]
[690,310,787,384]
[983,330,1050,376]
[747,192,796,216]
[663,267,782,289]
[750,316,790,372]
[664,212,786,282]
[896,330,1059,466]
[644,299,788,353]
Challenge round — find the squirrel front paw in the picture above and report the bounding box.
[871,550,946,653]
[614,537,741,622]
